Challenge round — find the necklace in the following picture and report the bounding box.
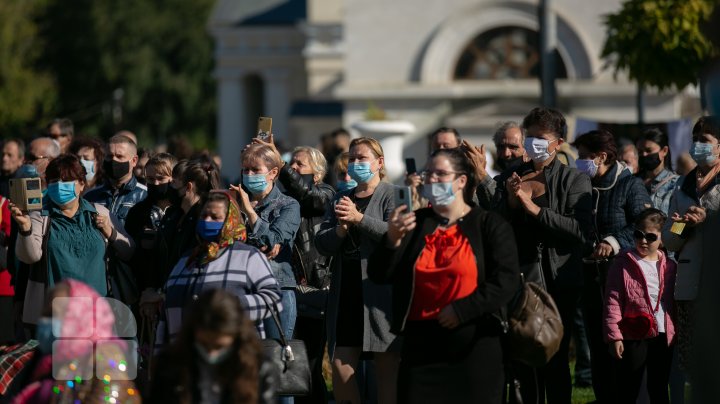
[438,206,468,226]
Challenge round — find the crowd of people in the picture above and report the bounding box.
[0,109,716,404]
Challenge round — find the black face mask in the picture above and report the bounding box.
[147,183,170,201]
[497,156,524,172]
[103,159,131,181]
[300,174,315,187]
[167,185,183,206]
[638,152,662,172]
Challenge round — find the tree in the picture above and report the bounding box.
[601,0,717,91]
[37,0,217,147]
[0,0,55,134]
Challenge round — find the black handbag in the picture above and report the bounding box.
[260,295,311,396]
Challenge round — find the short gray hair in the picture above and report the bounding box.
[493,121,525,146]
[293,146,327,181]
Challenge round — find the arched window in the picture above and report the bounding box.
[454,26,568,80]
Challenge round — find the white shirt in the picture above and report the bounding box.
[633,252,665,333]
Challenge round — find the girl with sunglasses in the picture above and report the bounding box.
[603,208,677,404]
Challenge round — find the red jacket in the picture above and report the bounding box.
[603,249,676,345]
[0,197,13,296]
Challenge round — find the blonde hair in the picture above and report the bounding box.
[145,152,177,178]
[349,137,386,179]
[242,143,283,170]
[293,146,327,181]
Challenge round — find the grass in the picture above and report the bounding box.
[571,360,597,404]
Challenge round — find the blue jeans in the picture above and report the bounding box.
[264,289,298,403]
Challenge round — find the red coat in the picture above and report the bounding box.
[603,249,676,345]
[0,197,13,296]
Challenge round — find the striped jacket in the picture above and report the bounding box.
[155,242,282,348]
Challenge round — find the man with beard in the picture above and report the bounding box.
[493,121,528,172]
[84,134,147,225]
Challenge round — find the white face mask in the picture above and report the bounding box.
[576,158,600,178]
[422,181,457,206]
[524,137,557,163]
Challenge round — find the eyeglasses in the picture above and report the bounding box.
[421,170,464,181]
[24,153,49,163]
[633,229,659,243]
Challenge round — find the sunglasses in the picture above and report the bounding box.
[633,229,659,243]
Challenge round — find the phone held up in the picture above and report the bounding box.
[394,185,412,211]
[405,158,417,175]
[257,116,272,140]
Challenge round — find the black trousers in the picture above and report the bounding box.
[294,315,329,404]
[582,262,617,403]
[509,287,580,404]
[0,296,14,344]
[615,336,673,404]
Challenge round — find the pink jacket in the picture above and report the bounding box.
[603,249,676,345]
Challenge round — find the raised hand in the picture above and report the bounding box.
[386,205,416,248]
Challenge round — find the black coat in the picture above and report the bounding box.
[153,203,201,288]
[368,207,520,334]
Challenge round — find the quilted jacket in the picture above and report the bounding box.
[603,249,676,345]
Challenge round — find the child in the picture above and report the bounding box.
[603,208,676,404]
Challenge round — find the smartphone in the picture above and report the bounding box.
[405,158,417,175]
[394,185,412,210]
[257,116,272,140]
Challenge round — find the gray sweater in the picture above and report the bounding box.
[315,181,400,354]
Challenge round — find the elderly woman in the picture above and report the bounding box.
[315,137,399,404]
[253,135,335,403]
[156,190,282,345]
[231,144,301,345]
[11,154,134,325]
[369,148,519,404]
[662,116,720,370]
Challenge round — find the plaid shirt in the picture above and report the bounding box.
[155,242,281,349]
[84,176,147,225]
[0,340,38,394]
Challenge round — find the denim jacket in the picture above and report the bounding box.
[642,169,680,216]
[83,176,148,226]
[248,185,301,288]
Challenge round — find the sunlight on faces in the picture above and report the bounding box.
[108,142,138,168]
[144,165,172,186]
[242,157,278,182]
[425,155,467,193]
[496,127,525,160]
[431,132,460,151]
[526,125,563,152]
[576,145,607,167]
[289,151,313,176]
[634,223,662,258]
[349,144,382,171]
[635,139,667,159]
[2,141,23,173]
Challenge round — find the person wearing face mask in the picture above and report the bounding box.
[155,191,281,349]
[662,116,720,372]
[151,288,278,404]
[367,148,520,404]
[252,136,335,404]
[405,128,462,210]
[69,137,106,194]
[84,134,147,226]
[636,128,680,216]
[315,137,400,404]
[124,154,178,309]
[232,143,301,364]
[334,152,357,193]
[12,279,140,403]
[475,107,593,404]
[573,129,652,402]
[10,154,134,326]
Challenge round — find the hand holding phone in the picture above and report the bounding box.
[394,185,412,211]
[405,158,417,175]
[257,116,272,140]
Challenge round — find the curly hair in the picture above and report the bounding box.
[170,289,262,404]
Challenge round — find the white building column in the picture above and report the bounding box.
[262,68,291,141]
[216,68,246,181]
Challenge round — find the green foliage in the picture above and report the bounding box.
[0,0,55,133]
[602,0,717,91]
[364,101,387,121]
[36,0,216,144]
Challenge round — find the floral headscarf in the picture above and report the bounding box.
[186,190,247,268]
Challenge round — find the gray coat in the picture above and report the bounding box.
[315,181,400,354]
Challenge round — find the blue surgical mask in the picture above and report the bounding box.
[347,162,375,184]
[47,181,77,206]
[336,179,358,192]
[194,342,232,365]
[37,317,62,354]
[690,142,718,166]
[576,159,600,178]
[242,173,269,195]
[196,220,224,241]
[80,159,96,182]
[524,137,557,163]
[422,181,456,206]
